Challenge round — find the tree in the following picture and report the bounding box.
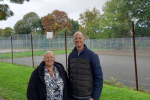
[0,28,3,37]
[14,19,30,34]
[57,27,70,36]
[101,0,132,38]
[101,0,150,38]
[31,18,44,34]
[79,7,101,39]
[87,19,102,39]
[23,12,39,32]
[0,0,30,20]
[1,27,13,37]
[125,0,150,26]
[42,10,72,34]
[70,19,79,36]
[14,12,39,34]
[23,12,39,26]
[134,23,150,37]
[42,14,59,34]
[79,7,100,27]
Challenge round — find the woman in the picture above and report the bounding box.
[27,51,69,100]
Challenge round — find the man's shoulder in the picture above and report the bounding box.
[68,51,75,58]
[85,47,97,56]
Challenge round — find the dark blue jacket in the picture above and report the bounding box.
[68,44,103,100]
[27,61,69,100]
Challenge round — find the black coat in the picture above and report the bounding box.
[27,61,69,100]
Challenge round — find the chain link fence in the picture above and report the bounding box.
[0,22,150,91]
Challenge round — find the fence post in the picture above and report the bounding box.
[131,37,132,55]
[38,35,40,55]
[132,21,138,91]
[31,33,34,68]
[11,35,13,63]
[65,31,68,73]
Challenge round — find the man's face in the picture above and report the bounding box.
[73,32,85,48]
[43,52,55,67]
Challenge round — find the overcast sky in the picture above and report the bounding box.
[0,0,108,29]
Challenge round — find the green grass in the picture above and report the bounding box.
[0,50,72,59]
[0,62,150,100]
[0,62,34,100]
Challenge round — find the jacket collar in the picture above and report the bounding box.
[73,44,87,54]
[37,61,45,77]
[37,61,63,76]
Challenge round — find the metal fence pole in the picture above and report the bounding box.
[131,37,132,55]
[31,33,34,68]
[11,35,13,63]
[65,31,68,73]
[132,21,138,91]
[37,39,39,55]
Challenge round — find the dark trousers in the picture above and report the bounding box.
[71,96,90,100]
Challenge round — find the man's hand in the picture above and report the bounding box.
[89,97,94,100]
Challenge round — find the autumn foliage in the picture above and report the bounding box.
[42,10,72,34]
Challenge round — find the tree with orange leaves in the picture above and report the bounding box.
[41,10,72,34]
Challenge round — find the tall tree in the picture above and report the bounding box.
[1,27,13,37]
[14,19,30,34]
[42,14,59,34]
[57,27,70,36]
[23,12,39,26]
[70,19,79,36]
[125,0,150,26]
[42,10,72,34]
[101,0,132,38]
[23,12,39,31]
[31,18,44,34]
[0,0,30,20]
[79,7,100,27]
[79,7,101,39]
[14,12,39,34]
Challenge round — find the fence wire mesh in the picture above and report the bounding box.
[0,22,150,91]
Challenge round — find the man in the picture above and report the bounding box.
[68,31,103,100]
[27,51,69,100]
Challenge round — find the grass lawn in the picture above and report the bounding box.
[0,62,150,100]
[0,50,72,59]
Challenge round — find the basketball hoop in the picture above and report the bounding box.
[46,32,53,39]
